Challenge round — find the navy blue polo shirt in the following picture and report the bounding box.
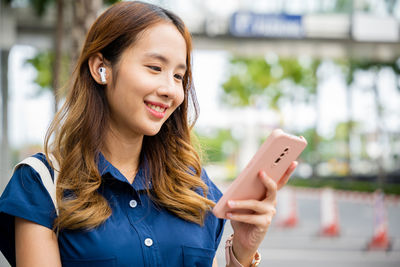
[0,153,226,267]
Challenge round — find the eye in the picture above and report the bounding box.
[174,74,184,81]
[147,65,161,72]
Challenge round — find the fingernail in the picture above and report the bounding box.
[227,213,233,219]
[228,200,235,207]
[258,170,266,178]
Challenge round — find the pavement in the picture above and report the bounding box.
[214,184,400,267]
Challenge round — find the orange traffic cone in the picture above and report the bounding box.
[320,188,340,237]
[276,187,298,227]
[367,190,391,251]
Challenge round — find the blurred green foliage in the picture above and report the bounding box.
[220,54,400,188]
[196,129,238,164]
[340,59,400,86]
[17,0,121,96]
[104,0,121,5]
[296,127,321,163]
[222,56,320,109]
[25,51,70,95]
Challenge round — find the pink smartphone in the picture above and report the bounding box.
[212,129,307,219]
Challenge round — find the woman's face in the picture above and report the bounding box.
[106,22,186,138]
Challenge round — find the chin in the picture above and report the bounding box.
[144,132,160,137]
[143,126,163,136]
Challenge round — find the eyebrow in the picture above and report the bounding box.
[143,52,187,71]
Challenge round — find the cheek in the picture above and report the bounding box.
[177,88,185,106]
[168,89,185,115]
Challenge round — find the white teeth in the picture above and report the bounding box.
[147,103,166,113]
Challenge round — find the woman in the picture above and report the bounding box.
[0,1,297,266]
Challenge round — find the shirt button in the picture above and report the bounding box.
[129,200,137,208]
[144,238,153,247]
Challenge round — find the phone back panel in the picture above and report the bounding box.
[212,129,307,219]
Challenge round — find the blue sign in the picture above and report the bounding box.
[230,12,304,38]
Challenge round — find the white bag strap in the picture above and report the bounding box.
[48,153,60,185]
[14,155,59,216]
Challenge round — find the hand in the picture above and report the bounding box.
[227,161,298,266]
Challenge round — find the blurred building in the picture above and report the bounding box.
[1,0,400,188]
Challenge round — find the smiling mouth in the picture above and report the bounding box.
[144,101,169,119]
[145,102,166,113]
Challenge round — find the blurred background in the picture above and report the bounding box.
[1,0,400,266]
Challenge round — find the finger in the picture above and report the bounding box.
[228,199,274,214]
[277,161,298,190]
[258,171,277,201]
[227,212,275,230]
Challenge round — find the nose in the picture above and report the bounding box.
[157,74,178,99]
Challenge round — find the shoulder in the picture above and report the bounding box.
[0,153,57,267]
[25,152,54,175]
[32,152,52,167]
[13,152,54,180]
[8,152,55,188]
[0,152,57,229]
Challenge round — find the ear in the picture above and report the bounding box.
[88,53,110,85]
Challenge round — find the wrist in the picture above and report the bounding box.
[231,235,255,266]
[225,234,261,267]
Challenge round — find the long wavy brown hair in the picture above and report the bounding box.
[44,1,215,230]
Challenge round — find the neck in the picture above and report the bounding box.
[101,124,144,184]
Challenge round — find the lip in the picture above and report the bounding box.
[144,100,169,119]
[144,100,170,109]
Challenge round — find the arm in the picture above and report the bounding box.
[15,217,61,267]
[226,162,298,267]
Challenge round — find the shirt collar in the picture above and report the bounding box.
[97,152,152,191]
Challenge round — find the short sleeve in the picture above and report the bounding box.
[201,168,226,250]
[0,153,57,266]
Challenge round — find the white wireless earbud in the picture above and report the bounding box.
[99,67,107,84]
